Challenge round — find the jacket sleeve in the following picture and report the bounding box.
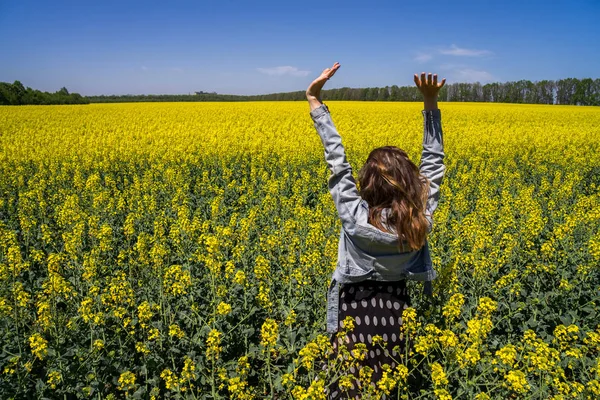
[310,104,363,233]
[419,109,446,232]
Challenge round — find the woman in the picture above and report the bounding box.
[306,63,446,398]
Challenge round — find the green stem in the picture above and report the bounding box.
[266,351,274,398]
[211,357,217,399]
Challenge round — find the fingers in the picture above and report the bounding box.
[321,62,340,80]
[415,72,446,88]
[414,74,421,87]
[328,62,340,78]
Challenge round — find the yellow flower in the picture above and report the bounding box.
[401,307,421,337]
[169,324,186,339]
[559,278,572,291]
[29,333,48,360]
[237,355,251,376]
[224,260,235,278]
[180,356,196,382]
[477,297,497,317]
[12,282,30,308]
[350,343,368,361]
[377,364,398,395]
[495,343,517,367]
[256,282,272,310]
[434,388,453,400]
[372,334,385,346]
[358,366,374,386]
[36,299,52,330]
[553,324,579,349]
[306,378,326,400]
[414,334,435,356]
[587,380,600,397]
[233,270,246,286]
[291,385,307,400]
[281,373,295,387]
[253,255,270,280]
[216,302,232,316]
[439,329,459,348]
[284,310,296,326]
[414,324,441,356]
[583,329,600,352]
[260,318,279,348]
[395,364,409,382]
[47,370,62,389]
[442,293,465,323]
[135,342,150,355]
[148,327,160,341]
[137,301,154,328]
[101,271,134,310]
[93,339,104,351]
[206,329,222,360]
[463,344,481,366]
[163,264,192,296]
[466,317,493,345]
[3,356,19,375]
[161,368,179,391]
[431,362,448,387]
[0,297,13,316]
[504,370,529,394]
[588,232,600,261]
[298,341,319,369]
[216,284,227,297]
[227,376,246,397]
[338,375,354,392]
[118,371,136,391]
[342,315,355,332]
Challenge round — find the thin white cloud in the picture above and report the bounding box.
[171,67,184,73]
[454,68,494,83]
[141,66,148,71]
[439,44,492,57]
[257,66,310,77]
[414,52,433,63]
[458,69,493,82]
[438,64,494,82]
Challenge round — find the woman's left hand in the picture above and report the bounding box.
[306,62,340,109]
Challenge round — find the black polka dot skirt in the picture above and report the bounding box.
[329,279,410,399]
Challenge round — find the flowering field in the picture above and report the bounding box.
[0,101,599,399]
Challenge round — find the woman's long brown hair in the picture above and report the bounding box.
[358,146,430,251]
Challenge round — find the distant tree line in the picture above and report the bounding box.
[2,77,599,106]
[441,78,600,105]
[0,81,89,105]
[88,77,600,106]
[87,93,248,103]
[267,78,599,105]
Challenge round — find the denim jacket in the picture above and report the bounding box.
[309,104,446,333]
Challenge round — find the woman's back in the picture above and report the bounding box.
[306,64,446,399]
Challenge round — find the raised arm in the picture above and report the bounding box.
[414,72,446,232]
[307,63,363,233]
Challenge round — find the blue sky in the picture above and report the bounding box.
[1,0,599,96]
